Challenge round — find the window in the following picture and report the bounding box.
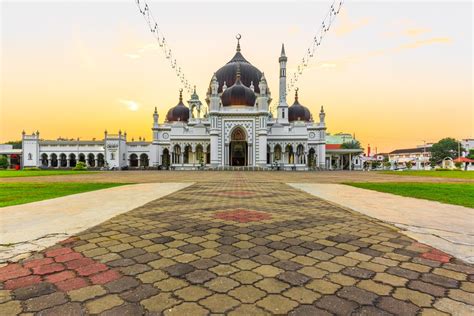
[111,153,115,160]
[28,153,32,160]
[282,110,285,119]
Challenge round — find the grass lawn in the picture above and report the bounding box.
[379,170,474,180]
[0,183,125,207]
[0,169,98,178]
[345,182,474,208]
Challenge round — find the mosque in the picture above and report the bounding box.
[20,39,363,170]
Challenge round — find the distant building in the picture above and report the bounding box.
[325,133,364,170]
[388,146,431,169]
[461,139,474,156]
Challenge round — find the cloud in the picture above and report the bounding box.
[403,28,431,37]
[305,37,452,71]
[125,43,159,59]
[119,99,140,111]
[334,11,371,37]
[397,37,451,50]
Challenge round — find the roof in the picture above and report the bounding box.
[326,144,341,150]
[454,157,474,163]
[389,147,431,154]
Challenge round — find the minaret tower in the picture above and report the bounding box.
[277,44,289,124]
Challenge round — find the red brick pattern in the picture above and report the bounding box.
[0,246,121,293]
[214,208,272,223]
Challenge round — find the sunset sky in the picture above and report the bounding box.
[1,0,472,152]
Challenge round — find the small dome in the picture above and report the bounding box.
[166,90,190,122]
[288,89,311,122]
[221,66,256,107]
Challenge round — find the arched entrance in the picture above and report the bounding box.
[229,127,247,166]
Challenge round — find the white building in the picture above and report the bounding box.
[21,40,363,170]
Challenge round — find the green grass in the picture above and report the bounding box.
[0,183,125,207]
[0,169,98,178]
[345,182,474,208]
[379,170,474,180]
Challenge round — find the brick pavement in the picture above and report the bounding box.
[1,177,473,315]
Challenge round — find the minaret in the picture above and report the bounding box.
[277,44,289,124]
[153,107,159,128]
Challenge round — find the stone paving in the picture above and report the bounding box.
[1,177,473,315]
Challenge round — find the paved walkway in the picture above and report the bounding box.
[1,179,473,315]
[290,183,474,264]
[0,183,191,263]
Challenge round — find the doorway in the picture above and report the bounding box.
[229,127,247,166]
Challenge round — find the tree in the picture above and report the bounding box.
[5,140,22,149]
[340,140,361,149]
[430,138,464,165]
[0,155,9,169]
[406,161,413,169]
[467,149,474,160]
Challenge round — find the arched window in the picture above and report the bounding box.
[173,145,181,164]
[274,145,282,161]
[87,153,95,167]
[140,154,149,167]
[69,154,77,168]
[286,145,294,164]
[129,154,138,167]
[296,145,305,164]
[162,148,170,167]
[97,154,105,167]
[59,154,67,167]
[41,153,48,167]
[50,154,58,167]
[206,145,210,164]
[110,152,115,160]
[308,148,316,168]
[28,153,32,160]
[78,153,86,163]
[184,145,191,164]
[196,145,204,164]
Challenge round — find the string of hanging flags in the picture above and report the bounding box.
[134,0,195,94]
[134,0,343,96]
[287,0,344,93]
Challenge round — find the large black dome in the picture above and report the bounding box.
[211,40,262,94]
[221,71,256,107]
[288,90,311,122]
[166,90,189,122]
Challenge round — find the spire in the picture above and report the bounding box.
[279,43,288,63]
[154,106,158,114]
[179,88,183,103]
[235,63,241,82]
[295,87,299,102]
[236,34,241,52]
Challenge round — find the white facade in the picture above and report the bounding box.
[21,41,332,170]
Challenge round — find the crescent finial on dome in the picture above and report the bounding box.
[236,34,241,52]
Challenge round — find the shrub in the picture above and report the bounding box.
[406,161,413,169]
[23,167,41,171]
[73,161,87,171]
[0,155,8,169]
[454,162,463,169]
